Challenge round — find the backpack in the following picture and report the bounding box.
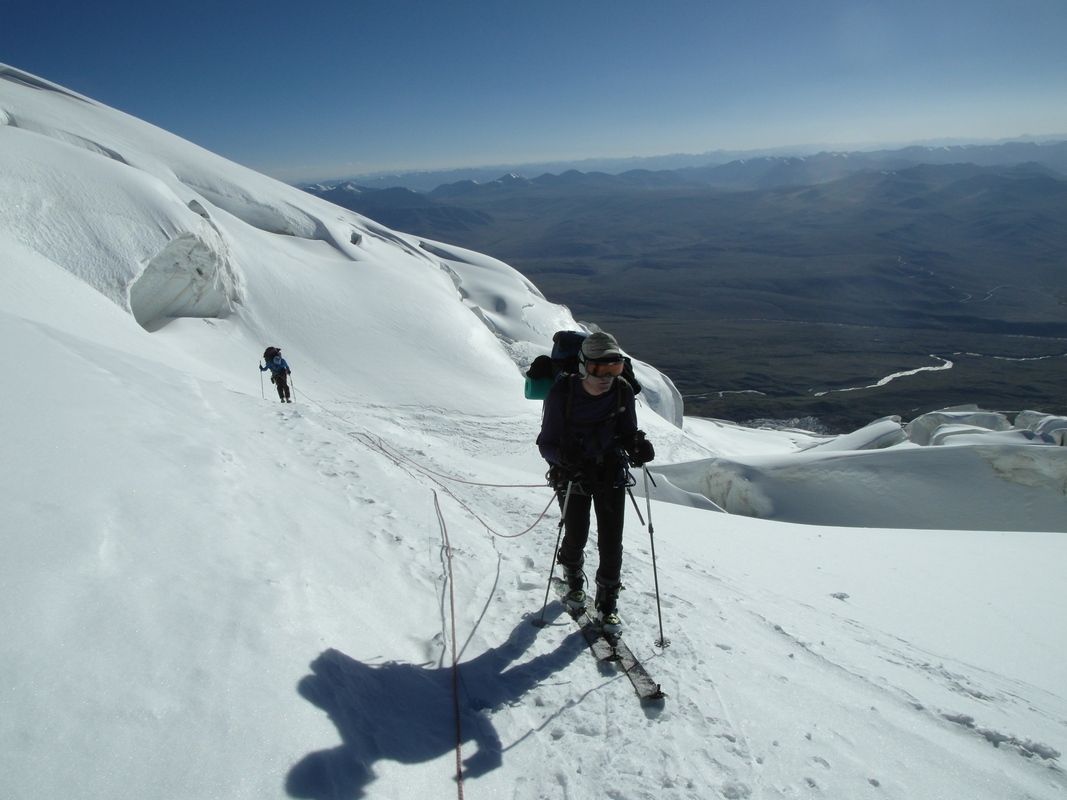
[524,330,641,400]
[263,346,281,362]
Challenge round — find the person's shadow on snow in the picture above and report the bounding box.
[285,605,585,799]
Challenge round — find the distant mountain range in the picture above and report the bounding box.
[301,139,1067,431]
[302,140,1067,227]
[301,139,1067,196]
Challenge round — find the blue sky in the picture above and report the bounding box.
[3,0,1066,182]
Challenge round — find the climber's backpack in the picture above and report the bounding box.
[263,346,281,362]
[524,330,641,400]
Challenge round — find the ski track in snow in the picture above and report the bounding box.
[260,395,768,799]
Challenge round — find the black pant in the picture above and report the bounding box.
[273,372,290,401]
[556,484,626,587]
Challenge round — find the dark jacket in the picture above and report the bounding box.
[537,375,638,482]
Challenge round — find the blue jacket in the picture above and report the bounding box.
[261,357,291,375]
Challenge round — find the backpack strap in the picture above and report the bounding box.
[564,374,576,422]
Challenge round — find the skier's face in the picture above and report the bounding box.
[582,372,615,395]
[582,357,622,395]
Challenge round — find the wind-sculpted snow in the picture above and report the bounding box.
[129,231,238,330]
[905,407,1013,446]
[419,237,685,426]
[657,410,1067,530]
[2,63,1066,800]
[0,64,88,101]
[801,415,908,451]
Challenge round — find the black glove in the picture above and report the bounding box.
[625,431,655,467]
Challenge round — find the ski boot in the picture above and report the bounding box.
[559,559,587,613]
[594,581,623,636]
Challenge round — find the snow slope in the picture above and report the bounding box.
[2,64,1065,800]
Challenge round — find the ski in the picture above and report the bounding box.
[552,578,665,702]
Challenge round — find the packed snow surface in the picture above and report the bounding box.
[2,64,1065,799]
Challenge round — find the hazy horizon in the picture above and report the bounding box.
[323,132,1067,185]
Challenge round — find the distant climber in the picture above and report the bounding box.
[261,346,293,403]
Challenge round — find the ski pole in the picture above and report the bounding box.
[533,479,574,628]
[626,485,645,526]
[643,467,670,649]
[259,362,265,400]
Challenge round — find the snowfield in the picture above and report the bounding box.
[2,63,1065,800]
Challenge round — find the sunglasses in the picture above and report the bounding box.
[585,359,624,377]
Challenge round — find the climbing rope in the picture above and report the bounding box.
[349,430,556,539]
[283,383,562,799]
[433,491,465,800]
[349,430,544,489]
[266,382,555,538]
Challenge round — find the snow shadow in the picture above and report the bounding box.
[286,606,586,799]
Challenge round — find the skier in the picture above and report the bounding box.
[260,346,293,403]
[536,331,655,632]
